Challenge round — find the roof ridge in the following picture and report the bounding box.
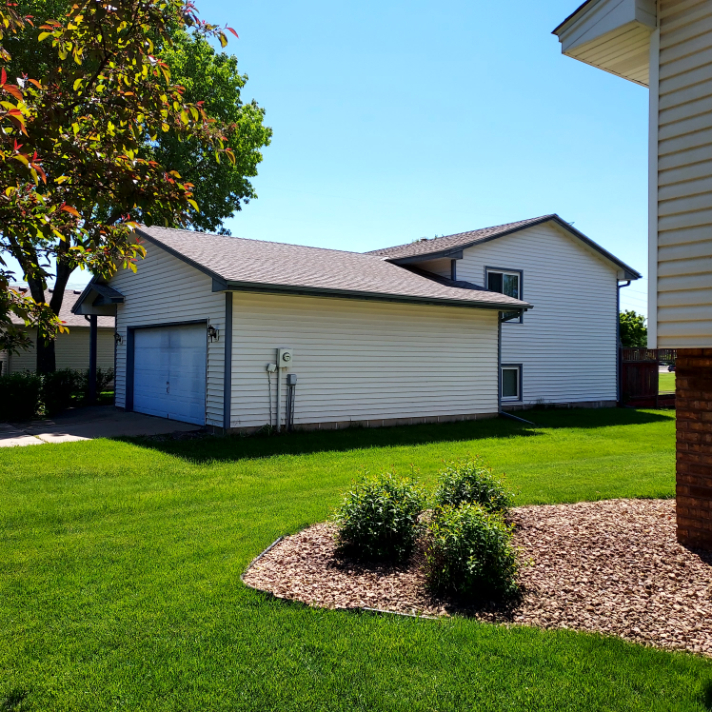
[365,214,558,255]
[138,226,385,261]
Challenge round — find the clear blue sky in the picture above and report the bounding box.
[8,0,651,315]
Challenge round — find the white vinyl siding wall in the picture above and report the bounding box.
[229,293,499,430]
[423,223,619,406]
[111,241,225,427]
[2,329,114,374]
[656,0,712,347]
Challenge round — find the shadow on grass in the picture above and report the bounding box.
[120,408,673,464]
[701,678,712,711]
[0,689,30,712]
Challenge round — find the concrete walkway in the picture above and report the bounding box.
[0,406,201,447]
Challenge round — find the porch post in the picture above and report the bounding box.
[89,314,98,403]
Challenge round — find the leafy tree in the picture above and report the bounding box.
[155,31,271,234]
[619,310,647,348]
[0,0,269,371]
[0,3,65,353]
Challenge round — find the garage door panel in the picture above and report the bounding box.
[133,324,207,426]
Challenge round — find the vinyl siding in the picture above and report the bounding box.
[2,328,114,374]
[656,0,712,347]
[423,222,620,406]
[110,241,225,427]
[229,293,499,429]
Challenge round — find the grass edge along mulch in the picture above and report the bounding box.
[243,498,712,658]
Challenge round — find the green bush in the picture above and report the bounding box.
[0,372,42,422]
[334,472,425,562]
[425,503,519,599]
[434,459,514,514]
[0,367,115,422]
[41,369,81,416]
[75,368,115,398]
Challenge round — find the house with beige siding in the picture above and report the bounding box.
[0,288,114,375]
[73,217,638,430]
[370,215,641,409]
[553,0,712,549]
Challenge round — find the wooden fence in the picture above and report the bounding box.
[620,348,676,408]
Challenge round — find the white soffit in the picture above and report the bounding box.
[553,0,657,87]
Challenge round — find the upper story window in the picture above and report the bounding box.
[486,268,522,323]
[487,270,520,299]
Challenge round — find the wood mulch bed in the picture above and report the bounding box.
[243,499,712,656]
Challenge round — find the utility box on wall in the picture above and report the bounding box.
[278,348,294,368]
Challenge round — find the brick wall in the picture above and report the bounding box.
[676,348,712,550]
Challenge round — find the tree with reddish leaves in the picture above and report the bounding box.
[0,1,257,371]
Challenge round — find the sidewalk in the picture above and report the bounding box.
[0,406,200,447]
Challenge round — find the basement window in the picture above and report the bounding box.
[501,365,521,401]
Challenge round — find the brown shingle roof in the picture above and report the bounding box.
[369,216,555,260]
[10,288,114,328]
[136,226,531,311]
[367,214,642,280]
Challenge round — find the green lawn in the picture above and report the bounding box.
[2,408,710,711]
[659,371,676,393]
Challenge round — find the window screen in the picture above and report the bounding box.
[502,366,520,400]
[502,274,519,299]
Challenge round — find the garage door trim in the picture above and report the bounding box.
[125,319,207,414]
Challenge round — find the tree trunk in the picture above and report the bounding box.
[27,261,73,374]
[36,335,56,374]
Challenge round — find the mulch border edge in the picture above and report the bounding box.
[241,533,439,621]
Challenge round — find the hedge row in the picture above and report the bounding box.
[0,368,114,422]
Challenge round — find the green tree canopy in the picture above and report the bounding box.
[155,31,271,234]
[0,0,271,369]
[619,310,648,348]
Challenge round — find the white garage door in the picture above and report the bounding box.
[133,323,207,425]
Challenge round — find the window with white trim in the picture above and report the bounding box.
[501,365,521,401]
[487,269,522,323]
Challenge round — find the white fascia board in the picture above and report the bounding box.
[554,0,656,85]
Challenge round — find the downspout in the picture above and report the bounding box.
[497,312,502,410]
[617,280,631,404]
[498,309,535,426]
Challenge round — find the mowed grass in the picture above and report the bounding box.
[660,370,676,393]
[1,407,710,711]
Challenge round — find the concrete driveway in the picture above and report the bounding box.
[0,406,201,447]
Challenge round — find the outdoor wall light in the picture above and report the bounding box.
[114,332,123,345]
[207,325,219,342]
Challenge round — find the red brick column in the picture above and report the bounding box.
[676,348,712,550]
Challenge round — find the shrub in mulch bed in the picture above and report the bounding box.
[333,472,425,563]
[425,503,519,600]
[434,458,515,514]
[243,499,712,657]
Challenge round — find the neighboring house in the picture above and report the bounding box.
[553,0,712,549]
[73,226,529,431]
[0,288,114,375]
[369,214,641,409]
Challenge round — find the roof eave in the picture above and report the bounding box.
[552,0,655,87]
[382,215,641,280]
[217,278,531,312]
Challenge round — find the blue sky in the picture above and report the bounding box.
[8,0,651,315]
